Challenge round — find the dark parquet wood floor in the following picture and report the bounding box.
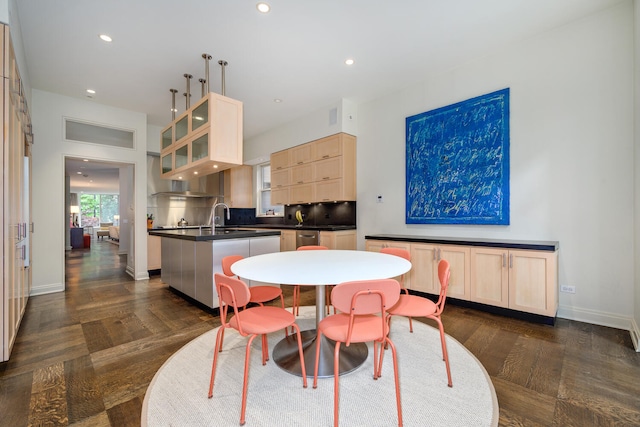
[1,239,639,426]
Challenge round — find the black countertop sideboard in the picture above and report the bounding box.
[365,234,558,252]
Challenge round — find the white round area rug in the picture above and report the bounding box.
[142,306,498,426]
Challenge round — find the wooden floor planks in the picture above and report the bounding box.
[0,239,638,426]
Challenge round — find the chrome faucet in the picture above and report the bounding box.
[211,203,230,232]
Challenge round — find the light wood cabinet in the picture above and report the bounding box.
[160,92,243,179]
[280,230,296,251]
[290,142,315,165]
[366,237,558,319]
[148,235,162,270]
[271,150,290,170]
[470,248,557,317]
[271,168,290,188]
[470,247,509,308]
[289,183,315,204]
[224,165,254,208]
[291,163,315,184]
[320,230,356,250]
[271,187,290,206]
[270,133,356,204]
[2,24,32,362]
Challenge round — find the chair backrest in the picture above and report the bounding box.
[297,245,328,251]
[380,247,410,262]
[222,255,244,277]
[331,279,401,315]
[215,272,251,307]
[380,247,411,288]
[436,259,451,313]
[331,278,400,345]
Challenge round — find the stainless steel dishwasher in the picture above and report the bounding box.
[295,229,319,248]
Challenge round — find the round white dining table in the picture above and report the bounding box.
[231,250,411,377]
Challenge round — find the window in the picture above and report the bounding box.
[79,194,119,227]
[257,163,283,216]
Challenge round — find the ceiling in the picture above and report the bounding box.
[18,0,623,194]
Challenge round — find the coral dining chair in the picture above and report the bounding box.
[291,245,329,316]
[385,258,453,387]
[208,273,307,425]
[222,255,285,308]
[313,278,403,427]
[380,247,413,329]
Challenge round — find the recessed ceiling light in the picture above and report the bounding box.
[82,159,89,162]
[274,98,282,103]
[256,2,270,13]
[86,89,96,94]
[193,171,198,175]
[76,171,82,175]
[99,34,112,42]
[345,58,355,66]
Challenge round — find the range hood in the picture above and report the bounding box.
[147,154,224,198]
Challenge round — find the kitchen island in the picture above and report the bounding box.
[149,228,281,309]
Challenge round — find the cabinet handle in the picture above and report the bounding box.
[297,161,303,165]
[297,181,303,184]
[509,254,513,269]
[322,176,330,180]
[502,253,506,268]
[322,155,330,159]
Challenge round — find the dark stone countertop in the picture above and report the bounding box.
[148,228,281,242]
[365,234,558,251]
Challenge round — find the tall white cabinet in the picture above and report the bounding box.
[1,24,33,362]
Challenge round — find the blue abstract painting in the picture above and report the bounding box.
[406,88,510,225]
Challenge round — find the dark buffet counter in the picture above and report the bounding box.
[365,234,558,251]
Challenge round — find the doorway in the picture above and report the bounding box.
[64,157,135,285]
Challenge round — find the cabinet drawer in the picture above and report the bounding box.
[314,134,343,160]
[271,150,290,170]
[291,163,315,184]
[272,168,290,188]
[289,183,314,204]
[315,156,342,181]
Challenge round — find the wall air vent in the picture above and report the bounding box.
[64,118,134,149]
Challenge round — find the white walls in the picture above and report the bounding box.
[244,2,637,331]
[356,3,634,329]
[31,90,149,295]
[244,99,357,164]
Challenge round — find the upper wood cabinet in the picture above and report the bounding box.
[160,92,243,179]
[270,133,356,204]
[224,165,254,208]
[271,168,290,188]
[271,150,290,170]
[290,142,315,165]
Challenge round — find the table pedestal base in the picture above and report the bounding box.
[272,329,368,378]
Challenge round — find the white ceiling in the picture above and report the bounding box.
[18,0,624,193]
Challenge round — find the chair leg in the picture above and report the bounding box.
[385,337,403,427]
[429,315,453,387]
[333,340,342,427]
[208,326,226,398]
[289,323,308,388]
[240,335,258,425]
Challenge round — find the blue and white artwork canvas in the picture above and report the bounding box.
[406,88,510,225]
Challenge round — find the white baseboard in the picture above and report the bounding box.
[30,282,64,296]
[630,318,640,352]
[557,304,635,343]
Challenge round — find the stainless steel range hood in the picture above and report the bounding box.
[147,154,224,198]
